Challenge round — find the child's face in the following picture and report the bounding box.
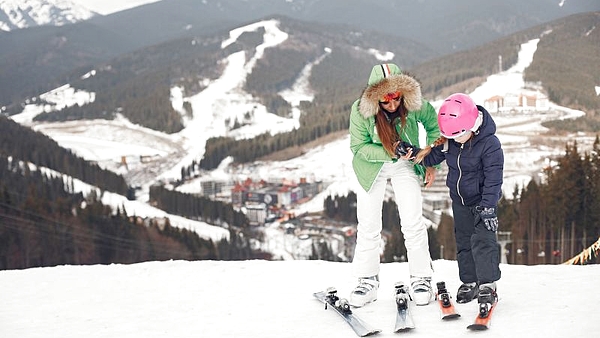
[454,131,473,144]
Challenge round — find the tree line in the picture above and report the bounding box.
[0,115,132,198]
[0,155,221,270]
[148,185,265,260]
[148,184,250,230]
[499,138,600,265]
[0,114,265,270]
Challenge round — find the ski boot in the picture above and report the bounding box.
[477,282,498,318]
[348,275,379,307]
[456,282,478,304]
[410,276,434,306]
[394,282,410,310]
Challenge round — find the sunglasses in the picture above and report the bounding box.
[379,92,402,105]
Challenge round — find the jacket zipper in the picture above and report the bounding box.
[457,143,465,205]
[402,130,414,145]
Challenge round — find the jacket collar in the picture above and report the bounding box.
[358,72,422,119]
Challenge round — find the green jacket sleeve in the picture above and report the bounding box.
[413,100,441,173]
[349,101,394,162]
[419,100,441,146]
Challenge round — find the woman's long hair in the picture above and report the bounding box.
[413,136,447,163]
[376,101,407,156]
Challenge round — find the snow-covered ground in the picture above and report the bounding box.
[1,259,597,337]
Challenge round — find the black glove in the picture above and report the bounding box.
[395,141,421,159]
[476,206,498,232]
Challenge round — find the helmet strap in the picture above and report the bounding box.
[470,111,483,133]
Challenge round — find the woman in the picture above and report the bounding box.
[348,63,439,307]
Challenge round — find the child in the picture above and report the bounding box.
[410,93,503,308]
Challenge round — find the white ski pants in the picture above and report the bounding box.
[353,160,433,279]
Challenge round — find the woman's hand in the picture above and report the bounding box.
[394,141,420,160]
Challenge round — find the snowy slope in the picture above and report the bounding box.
[1,259,597,337]
[0,0,163,31]
[0,0,94,31]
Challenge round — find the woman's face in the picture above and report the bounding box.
[379,92,402,113]
[380,99,401,113]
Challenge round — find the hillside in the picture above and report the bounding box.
[5,12,599,134]
[525,11,600,115]
[413,11,600,116]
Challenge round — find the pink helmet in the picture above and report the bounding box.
[438,93,481,139]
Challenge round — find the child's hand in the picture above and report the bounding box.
[424,167,436,188]
[476,206,498,232]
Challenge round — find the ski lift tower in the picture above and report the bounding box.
[497,231,511,264]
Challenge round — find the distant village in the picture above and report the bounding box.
[200,177,324,226]
[192,163,453,229]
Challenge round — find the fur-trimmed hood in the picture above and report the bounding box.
[357,63,422,119]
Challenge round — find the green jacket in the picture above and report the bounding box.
[350,64,440,192]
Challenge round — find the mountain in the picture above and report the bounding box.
[4,11,599,138]
[7,0,600,53]
[0,0,95,31]
[1,259,598,337]
[2,0,600,108]
[0,15,437,117]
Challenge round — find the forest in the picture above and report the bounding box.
[0,157,218,270]
[0,116,258,270]
[498,139,600,265]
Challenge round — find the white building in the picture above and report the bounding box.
[484,91,549,113]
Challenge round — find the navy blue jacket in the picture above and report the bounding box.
[423,106,504,207]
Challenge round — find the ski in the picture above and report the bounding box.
[435,281,461,320]
[314,287,381,337]
[393,282,415,332]
[467,300,498,330]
